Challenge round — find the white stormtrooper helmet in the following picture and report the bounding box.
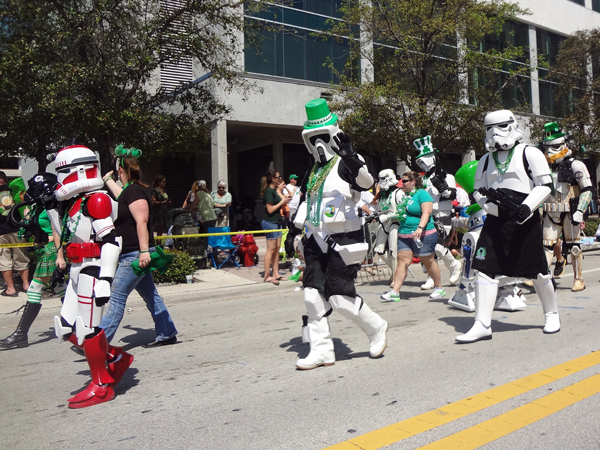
[416,153,436,172]
[378,169,398,190]
[543,121,571,164]
[484,110,523,152]
[54,145,104,201]
[302,124,341,165]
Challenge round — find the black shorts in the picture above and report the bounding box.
[473,208,548,279]
[302,232,362,299]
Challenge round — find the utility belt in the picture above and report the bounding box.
[302,229,367,265]
[542,197,578,213]
[66,242,102,263]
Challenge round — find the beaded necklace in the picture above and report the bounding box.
[379,189,393,211]
[60,196,88,244]
[306,156,339,226]
[117,181,132,200]
[492,147,515,175]
[396,189,416,222]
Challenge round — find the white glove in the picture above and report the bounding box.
[379,214,391,224]
[572,210,584,224]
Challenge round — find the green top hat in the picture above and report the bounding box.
[304,98,338,130]
[455,160,478,194]
[413,136,435,159]
[543,122,565,142]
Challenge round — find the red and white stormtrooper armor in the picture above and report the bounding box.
[373,169,405,275]
[448,161,527,313]
[541,122,592,292]
[50,145,132,408]
[413,136,462,289]
[456,110,559,343]
[294,98,388,370]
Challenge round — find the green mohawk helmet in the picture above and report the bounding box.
[413,135,435,159]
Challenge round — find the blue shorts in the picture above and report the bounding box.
[262,220,283,240]
[397,231,437,256]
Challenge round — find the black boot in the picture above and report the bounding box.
[0,302,42,349]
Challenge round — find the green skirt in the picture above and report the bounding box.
[34,241,58,278]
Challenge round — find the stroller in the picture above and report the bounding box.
[168,208,209,269]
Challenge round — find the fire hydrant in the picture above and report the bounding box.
[237,234,258,267]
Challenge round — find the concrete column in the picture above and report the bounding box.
[585,0,592,9]
[211,119,228,189]
[529,25,541,115]
[462,150,476,165]
[457,33,469,104]
[360,2,374,84]
[396,160,410,176]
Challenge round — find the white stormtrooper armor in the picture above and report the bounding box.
[414,136,462,288]
[373,169,404,275]
[456,110,559,343]
[294,98,388,370]
[448,161,527,312]
[48,145,129,408]
[540,122,592,292]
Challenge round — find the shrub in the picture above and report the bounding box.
[152,248,196,284]
[584,217,599,237]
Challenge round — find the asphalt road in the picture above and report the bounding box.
[2,252,600,450]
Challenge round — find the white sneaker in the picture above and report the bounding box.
[429,287,446,299]
[381,290,400,301]
[421,276,434,290]
[448,259,462,285]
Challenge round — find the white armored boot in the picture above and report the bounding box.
[330,295,388,358]
[455,272,498,343]
[438,245,462,285]
[421,276,434,290]
[571,246,585,292]
[532,273,560,334]
[296,316,335,370]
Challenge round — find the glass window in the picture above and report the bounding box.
[569,0,585,5]
[244,19,358,83]
[594,0,600,12]
[537,29,565,78]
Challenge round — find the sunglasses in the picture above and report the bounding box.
[401,179,413,182]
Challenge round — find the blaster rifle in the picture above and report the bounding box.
[477,187,523,215]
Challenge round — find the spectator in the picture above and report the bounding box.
[212,180,232,227]
[182,181,200,223]
[260,169,290,285]
[285,174,303,218]
[0,171,29,297]
[151,174,170,236]
[187,180,217,233]
[283,174,303,259]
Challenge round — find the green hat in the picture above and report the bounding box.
[289,174,298,179]
[303,98,338,130]
[455,160,479,194]
[413,136,435,159]
[543,122,565,142]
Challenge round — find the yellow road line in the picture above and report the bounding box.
[324,351,600,450]
[419,372,600,449]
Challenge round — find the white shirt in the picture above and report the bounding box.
[285,183,302,211]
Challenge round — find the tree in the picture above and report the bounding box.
[323,0,531,167]
[0,0,257,169]
[546,29,600,156]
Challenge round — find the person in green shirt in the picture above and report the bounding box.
[261,169,290,285]
[381,171,444,301]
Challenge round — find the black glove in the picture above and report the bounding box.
[430,175,449,193]
[516,204,532,223]
[332,132,364,174]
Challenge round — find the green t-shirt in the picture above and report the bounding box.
[398,189,435,234]
[263,187,283,224]
[38,209,53,235]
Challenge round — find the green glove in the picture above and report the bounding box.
[131,246,175,276]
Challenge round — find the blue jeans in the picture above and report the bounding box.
[100,249,178,343]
